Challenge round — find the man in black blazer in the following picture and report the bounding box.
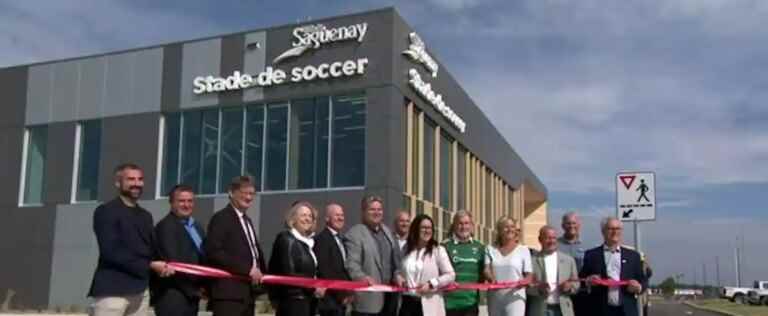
[314,203,353,316]
[580,217,646,316]
[151,185,206,316]
[203,176,267,316]
[88,163,172,316]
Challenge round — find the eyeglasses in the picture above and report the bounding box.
[419,226,433,231]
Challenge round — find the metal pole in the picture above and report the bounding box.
[716,256,721,287]
[735,246,741,287]
[634,221,641,252]
[703,263,707,286]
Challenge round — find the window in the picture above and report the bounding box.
[244,105,264,191]
[439,131,453,209]
[180,109,219,194]
[265,104,288,190]
[219,108,244,192]
[411,108,421,197]
[423,118,436,201]
[485,169,492,225]
[289,97,329,189]
[162,113,181,196]
[331,93,366,187]
[457,145,467,210]
[74,120,102,201]
[21,126,48,205]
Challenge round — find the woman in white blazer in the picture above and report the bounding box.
[399,214,456,316]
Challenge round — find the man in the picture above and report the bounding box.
[151,185,206,316]
[88,163,172,316]
[442,211,485,316]
[527,226,580,316]
[558,212,587,316]
[393,210,411,251]
[203,176,267,316]
[345,195,405,316]
[580,217,646,316]
[314,203,353,316]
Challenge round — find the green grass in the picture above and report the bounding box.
[690,299,768,316]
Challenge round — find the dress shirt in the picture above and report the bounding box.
[183,217,204,254]
[543,251,560,304]
[234,206,260,268]
[603,245,621,306]
[328,227,347,262]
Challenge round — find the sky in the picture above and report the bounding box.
[2,0,767,286]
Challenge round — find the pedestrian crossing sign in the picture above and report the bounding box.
[616,172,656,221]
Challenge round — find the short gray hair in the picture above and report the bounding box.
[561,211,579,224]
[538,225,557,237]
[600,216,621,231]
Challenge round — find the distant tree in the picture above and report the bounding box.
[659,277,676,297]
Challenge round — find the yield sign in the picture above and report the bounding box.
[619,175,636,190]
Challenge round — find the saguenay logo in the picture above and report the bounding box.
[273,23,368,64]
[402,32,438,77]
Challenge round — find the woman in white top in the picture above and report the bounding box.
[483,216,533,316]
[399,214,456,316]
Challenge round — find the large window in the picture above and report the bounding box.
[74,120,102,201]
[423,118,436,202]
[331,94,366,187]
[21,126,48,205]
[161,92,365,196]
[440,131,453,209]
[457,145,467,210]
[289,97,329,189]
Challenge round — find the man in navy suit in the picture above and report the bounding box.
[580,217,646,316]
[314,203,353,316]
[88,163,172,316]
[151,185,206,316]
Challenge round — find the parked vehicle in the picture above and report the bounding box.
[746,289,768,306]
[721,281,768,304]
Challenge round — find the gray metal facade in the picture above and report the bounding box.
[0,8,545,309]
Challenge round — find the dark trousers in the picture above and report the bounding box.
[153,290,199,316]
[320,308,347,316]
[352,293,400,316]
[275,297,316,316]
[446,305,479,316]
[210,300,255,316]
[606,306,626,316]
[572,292,588,316]
[398,295,422,316]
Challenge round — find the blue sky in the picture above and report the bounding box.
[2,0,767,285]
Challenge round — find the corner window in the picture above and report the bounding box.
[21,126,48,205]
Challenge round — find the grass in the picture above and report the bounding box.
[689,298,768,316]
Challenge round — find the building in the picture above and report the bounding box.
[0,8,547,309]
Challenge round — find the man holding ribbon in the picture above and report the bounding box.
[204,176,267,316]
[527,226,579,316]
[580,217,645,316]
[151,185,206,316]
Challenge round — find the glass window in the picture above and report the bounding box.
[423,118,436,201]
[289,97,329,189]
[411,108,421,197]
[485,169,492,225]
[181,109,219,194]
[75,120,102,201]
[245,105,265,191]
[331,93,366,187]
[219,108,244,193]
[22,126,48,205]
[457,145,467,210]
[440,132,453,209]
[265,104,288,190]
[162,113,181,196]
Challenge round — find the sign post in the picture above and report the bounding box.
[617,171,656,316]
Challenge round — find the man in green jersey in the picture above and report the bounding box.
[442,210,485,316]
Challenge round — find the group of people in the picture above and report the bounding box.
[87,163,651,316]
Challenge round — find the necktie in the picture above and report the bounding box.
[184,219,204,254]
[334,233,347,262]
[242,215,260,263]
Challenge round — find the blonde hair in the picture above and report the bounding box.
[450,210,473,236]
[285,201,318,233]
[493,216,519,247]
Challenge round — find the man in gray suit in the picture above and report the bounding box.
[528,226,580,316]
[345,195,405,316]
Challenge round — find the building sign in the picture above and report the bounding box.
[616,171,656,221]
[193,58,369,94]
[273,23,369,64]
[408,69,466,133]
[403,32,438,77]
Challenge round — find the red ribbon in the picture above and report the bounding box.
[168,262,532,292]
[590,278,630,287]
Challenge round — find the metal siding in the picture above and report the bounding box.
[242,31,267,102]
[50,61,79,123]
[132,48,164,114]
[26,64,53,125]
[78,57,106,120]
[180,39,221,109]
[103,52,135,117]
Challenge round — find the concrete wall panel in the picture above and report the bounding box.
[242,31,266,103]
[26,64,53,125]
[78,57,106,120]
[50,61,79,123]
[180,39,221,109]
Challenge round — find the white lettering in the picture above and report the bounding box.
[317,64,330,79]
[408,69,466,133]
[330,62,344,77]
[403,32,439,77]
[273,69,286,84]
[342,60,356,76]
[291,67,303,82]
[276,22,369,64]
[193,77,206,94]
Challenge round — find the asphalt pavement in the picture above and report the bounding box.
[649,299,725,316]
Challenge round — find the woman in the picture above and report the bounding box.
[399,214,455,316]
[484,217,533,316]
[268,201,325,316]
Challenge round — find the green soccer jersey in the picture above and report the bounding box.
[442,237,485,310]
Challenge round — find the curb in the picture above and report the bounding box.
[683,301,742,316]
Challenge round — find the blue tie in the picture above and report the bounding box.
[184,218,204,254]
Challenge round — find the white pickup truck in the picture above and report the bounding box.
[722,280,768,304]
